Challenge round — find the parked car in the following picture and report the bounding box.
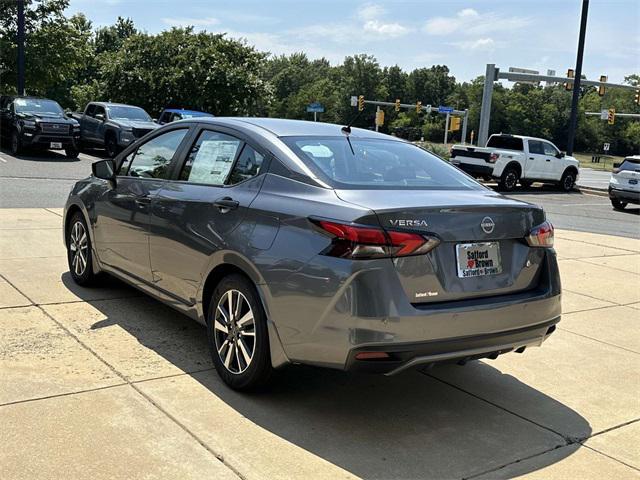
[71,102,159,157]
[157,108,213,124]
[450,134,580,192]
[63,118,561,390]
[609,155,640,210]
[0,95,80,158]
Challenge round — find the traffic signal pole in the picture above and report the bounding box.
[17,0,25,95]
[566,0,589,156]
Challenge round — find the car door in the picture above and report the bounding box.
[93,127,190,284]
[540,141,562,179]
[149,126,268,304]
[0,99,13,140]
[91,105,107,144]
[524,140,547,179]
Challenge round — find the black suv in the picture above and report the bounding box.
[0,95,80,158]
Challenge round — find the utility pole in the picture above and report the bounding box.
[17,0,26,95]
[443,112,450,145]
[566,0,589,156]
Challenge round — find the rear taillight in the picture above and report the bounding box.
[488,153,500,163]
[312,219,440,259]
[526,221,554,248]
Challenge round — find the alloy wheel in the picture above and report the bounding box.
[505,172,517,190]
[564,174,575,191]
[214,289,256,374]
[69,221,88,276]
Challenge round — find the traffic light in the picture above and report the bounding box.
[416,101,422,113]
[449,117,461,132]
[635,88,640,105]
[565,69,574,91]
[358,95,365,112]
[608,108,615,125]
[395,99,401,112]
[598,75,607,96]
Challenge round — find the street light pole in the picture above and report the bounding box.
[566,0,589,156]
[17,0,25,95]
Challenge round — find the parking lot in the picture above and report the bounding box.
[0,148,638,479]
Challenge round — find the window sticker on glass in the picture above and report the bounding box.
[188,139,240,185]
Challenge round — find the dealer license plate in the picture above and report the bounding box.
[456,242,502,278]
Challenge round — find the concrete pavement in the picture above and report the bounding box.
[576,168,612,191]
[0,208,639,479]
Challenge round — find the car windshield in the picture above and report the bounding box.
[14,98,64,116]
[282,136,484,190]
[107,106,151,121]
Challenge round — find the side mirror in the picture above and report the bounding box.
[556,151,565,158]
[95,113,105,122]
[153,118,158,123]
[613,162,621,169]
[92,159,116,184]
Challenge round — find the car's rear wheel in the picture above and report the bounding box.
[207,274,272,390]
[499,167,519,192]
[67,212,98,286]
[10,130,22,155]
[611,198,627,211]
[559,170,576,192]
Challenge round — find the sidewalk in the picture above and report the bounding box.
[577,168,611,191]
[1,208,639,479]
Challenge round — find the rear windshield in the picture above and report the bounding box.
[106,105,151,121]
[620,158,640,171]
[486,135,524,151]
[281,136,484,190]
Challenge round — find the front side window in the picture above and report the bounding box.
[542,142,559,156]
[123,129,188,179]
[179,130,241,185]
[282,136,483,190]
[94,105,106,118]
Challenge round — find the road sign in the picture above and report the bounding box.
[603,143,610,152]
[375,109,385,127]
[439,106,453,113]
[426,104,432,114]
[350,96,358,107]
[306,102,325,113]
[600,109,608,120]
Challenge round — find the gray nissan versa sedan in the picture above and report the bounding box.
[63,117,561,390]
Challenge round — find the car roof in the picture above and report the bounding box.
[490,133,553,143]
[91,102,144,108]
[164,108,212,115]
[189,117,400,139]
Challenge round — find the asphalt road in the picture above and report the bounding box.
[0,148,637,238]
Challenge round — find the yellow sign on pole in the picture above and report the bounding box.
[449,117,461,132]
[375,109,385,126]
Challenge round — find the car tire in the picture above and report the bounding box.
[10,130,22,155]
[105,135,119,158]
[65,147,80,159]
[611,198,627,211]
[207,274,273,391]
[66,212,98,286]
[499,167,519,192]
[559,170,576,192]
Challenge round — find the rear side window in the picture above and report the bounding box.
[620,158,640,171]
[123,129,188,179]
[179,130,241,185]
[282,136,483,190]
[486,136,524,151]
[528,140,545,155]
[228,145,264,185]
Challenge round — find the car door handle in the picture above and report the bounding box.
[529,157,535,160]
[545,159,551,162]
[214,197,239,212]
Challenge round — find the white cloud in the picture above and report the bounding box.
[363,19,409,37]
[162,17,220,28]
[424,9,529,36]
[452,37,498,51]
[358,3,386,21]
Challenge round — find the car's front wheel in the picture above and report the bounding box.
[611,198,627,211]
[10,130,22,155]
[559,170,576,192]
[207,274,273,390]
[66,212,98,286]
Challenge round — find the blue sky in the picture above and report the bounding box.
[66,0,639,83]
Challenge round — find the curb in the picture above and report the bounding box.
[577,186,609,197]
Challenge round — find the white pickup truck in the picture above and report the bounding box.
[450,134,580,192]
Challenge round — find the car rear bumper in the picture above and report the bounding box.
[453,161,495,177]
[346,316,559,374]
[609,186,640,204]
